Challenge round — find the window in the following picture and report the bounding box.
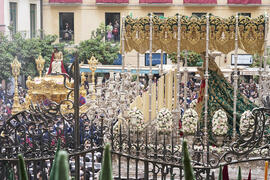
[105,13,120,42]
[145,53,167,66]
[59,13,74,42]
[192,13,207,18]
[9,2,17,34]
[30,4,37,38]
[238,13,251,18]
[154,13,164,18]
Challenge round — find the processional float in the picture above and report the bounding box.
[121,13,268,140]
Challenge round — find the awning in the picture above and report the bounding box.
[49,0,82,3]
[184,0,217,3]
[228,0,261,4]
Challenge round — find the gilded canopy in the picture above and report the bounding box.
[124,14,266,54]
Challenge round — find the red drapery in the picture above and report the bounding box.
[228,0,261,4]
[183,0,216,3]
[96,0,128,3]
[49,0,82,3]
[139,0,172,3]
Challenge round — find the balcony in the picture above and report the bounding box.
[227,0,261,4]
[139,0,172,4]
[183,0,217,3]
[49,0,82,3]
[96,0,129,3]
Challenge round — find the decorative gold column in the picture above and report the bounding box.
[80,72,87,97]
[35,54,45,78]
[11,56,22,115]
[23,76,33,110]
[88,56,98,99]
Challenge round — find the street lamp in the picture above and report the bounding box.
[88,56,98,99]
[11,56,22,115]
[35,54,45,78]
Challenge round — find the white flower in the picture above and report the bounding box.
[190,99,197,109]
[240,110,255,134]
[212,109,228,136]
[182,108,198,134]
[157,108,173,132]
[128,107,144,131]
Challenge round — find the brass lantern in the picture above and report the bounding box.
[10,56,22,114]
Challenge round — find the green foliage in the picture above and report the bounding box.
[237,166,242,180]
[182,140,195,180]
[77,23,120,65]
[99,143,113,180]
[250,53,270,68]
[218,166,223,180]
[0,32,70,82]
[168,51,203,66]
[55,151,70,180]
[18,154,28,180]
[50,139,61,180]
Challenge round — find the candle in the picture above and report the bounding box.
[265,161,268,180]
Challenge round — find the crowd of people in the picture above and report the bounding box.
[0,85,27,123]
[177,76,260,112]
[0,75,260,123]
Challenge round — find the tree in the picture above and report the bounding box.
[0,32,70,83]
[250,53,270,68]
[168,51,203,66]
[77,23,120,65]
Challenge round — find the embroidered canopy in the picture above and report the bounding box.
[124,14,266,54]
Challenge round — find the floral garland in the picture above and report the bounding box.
[156,108,173,132]
[128,107,144,131]
[212,109,228,136]
[182,108,198,134]
[240,110,255,134]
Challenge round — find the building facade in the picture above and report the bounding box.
[0,0,41,38]
[43,0,270,68]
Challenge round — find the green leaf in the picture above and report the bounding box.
[18,154,28,180]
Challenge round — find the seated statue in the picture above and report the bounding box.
[47,47,67,75]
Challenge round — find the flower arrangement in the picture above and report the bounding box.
[212,109,228,136]
[190,99,197,109]
[128,107,144,131]
[182,108,198,134]
[156,108,173,132]
[240,110,255,134]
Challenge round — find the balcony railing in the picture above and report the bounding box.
[183,0,217,3]
[96,0,128,3]
[49,0,82,3]
[228,0,261,4]
[139,0,172,3]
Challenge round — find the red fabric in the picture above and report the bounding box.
[49,0,82,3]
[47,52,68,75]
[184,0,217,3]
[47,53,54,75]
[247,169,251,180]
[96,0,128,3]
[227,0,261,4]
[222,165,230,180]
[139,0,172,3]
[197,79,205,103]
